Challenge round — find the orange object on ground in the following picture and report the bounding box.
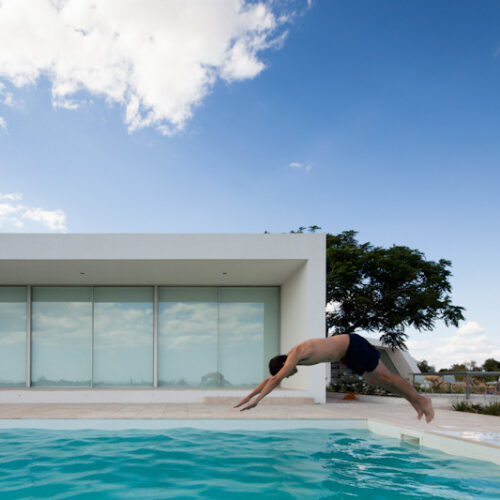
[343,392,358,400]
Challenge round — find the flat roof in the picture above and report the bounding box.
[0,233,325,285]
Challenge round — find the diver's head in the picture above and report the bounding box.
[268,355,288,376]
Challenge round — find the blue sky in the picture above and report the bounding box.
[1,0,499,368]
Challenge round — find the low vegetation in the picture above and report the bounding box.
[328,374,395,397]
[452,400,500,416]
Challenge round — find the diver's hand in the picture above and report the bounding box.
[234,396,251,408]
[234,377,270,409]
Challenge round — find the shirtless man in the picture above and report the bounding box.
[235,333,434,423]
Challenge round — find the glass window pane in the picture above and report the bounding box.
[0,287,26,386]
[218,287,279,387]
[158,287,217,387]
[93,287,153,387]
[31,287,92,387]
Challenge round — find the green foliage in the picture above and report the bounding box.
[483,358,500,372]
[290,226,321,234]
[326,230,465,350]
[452,400,500,416]
[417,360,436,373]
[328,374,392,396]
[439,361,480,373]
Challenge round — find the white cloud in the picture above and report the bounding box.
[0,81,23,109]
[0,116,6,131]
[0,192,67,232]
[22,207,67,231]
[0,193,22,201]
[406,339,431,352]
[456,321,484,336]
[407,321,500,369]
[288,161,312,171]
[0,0,290,134]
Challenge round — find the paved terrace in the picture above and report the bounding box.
[0,393,499,446]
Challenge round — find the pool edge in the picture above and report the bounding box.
[367,419,500,466]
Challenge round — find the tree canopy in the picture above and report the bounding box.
[417,360,436,373]
[325,230,465,350]
[483,358,500,372]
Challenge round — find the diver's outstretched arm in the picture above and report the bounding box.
[234,377,271,408]
[235,345,304,411]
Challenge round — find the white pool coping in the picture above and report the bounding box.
[0,418,499,467]
[367,420,500,466]
[434,430,500,447]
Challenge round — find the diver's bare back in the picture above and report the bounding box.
[295,335,350,366]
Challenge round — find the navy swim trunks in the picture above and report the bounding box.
[341,334,380,376]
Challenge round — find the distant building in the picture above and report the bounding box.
[366,336,420,381]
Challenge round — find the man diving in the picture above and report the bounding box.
[234,333,434,423]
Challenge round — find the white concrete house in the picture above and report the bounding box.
[0,233,326,404]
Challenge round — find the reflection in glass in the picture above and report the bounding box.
[31,287,92,387]
[219,288,279,387]
[93,287,153,386]
[0,287,26,386]
[4,285,279,389]
[159,287,217,387]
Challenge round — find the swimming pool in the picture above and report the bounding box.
[0,421,498,499]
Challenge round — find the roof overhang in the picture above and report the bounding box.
[0,233,325,286]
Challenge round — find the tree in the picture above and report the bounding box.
[465,360,479,371]
[483,358,500,372]
[417,360,436,373]
[290,226,322,234]
[326,231,465,350]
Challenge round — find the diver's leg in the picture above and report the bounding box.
[363,361,434,423]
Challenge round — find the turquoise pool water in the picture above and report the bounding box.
[0,427,498,499]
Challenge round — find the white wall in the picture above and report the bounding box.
[281,263,309,391]
[306,238,327,403]
[0,233,321,260]
[280,234,326,403]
